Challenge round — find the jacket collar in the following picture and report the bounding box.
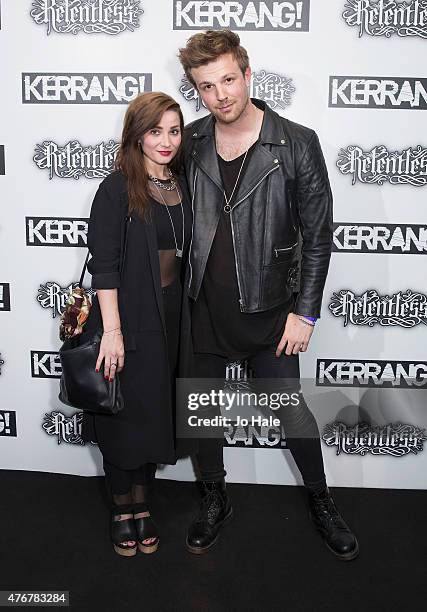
[190,98,289,146]
[189,98,288,201]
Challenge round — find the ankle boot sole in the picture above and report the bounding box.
[113,544,137,557]
[186,508,233,555]
[138,540,159,554]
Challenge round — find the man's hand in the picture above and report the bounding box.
[275,312,314,357]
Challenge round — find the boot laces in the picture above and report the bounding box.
[196,489,222,524]
[315,497,347,530]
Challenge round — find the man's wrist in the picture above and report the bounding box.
[296,314,317,326]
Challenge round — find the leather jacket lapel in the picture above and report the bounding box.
[231,143,280,207]
[191,136,223,193]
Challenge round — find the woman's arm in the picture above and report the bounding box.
[95,289,124,380]
[88,178,126,381]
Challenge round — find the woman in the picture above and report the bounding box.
[81,92,191,556]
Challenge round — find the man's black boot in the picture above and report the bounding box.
[308,487,359,561]
[186,479,233,554]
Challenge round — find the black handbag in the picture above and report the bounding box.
[58,216,129,415]
[58,328,124,414]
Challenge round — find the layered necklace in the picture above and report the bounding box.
[148,169,185,258]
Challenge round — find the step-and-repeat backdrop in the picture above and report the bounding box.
[1,1,426,489]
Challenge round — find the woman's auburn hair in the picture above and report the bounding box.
[115,91,184,219]
[178,29,250,87]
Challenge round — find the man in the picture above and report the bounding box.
[178,30,358,560]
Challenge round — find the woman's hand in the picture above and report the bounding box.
[95,329,125,381]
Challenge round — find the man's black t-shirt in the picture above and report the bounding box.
[191,140,293,360]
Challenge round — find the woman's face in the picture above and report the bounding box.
[140,109,182,170]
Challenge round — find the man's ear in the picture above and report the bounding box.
[244,66,252,87]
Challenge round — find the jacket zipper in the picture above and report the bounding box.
[274,240,298,257]
[229,208,245,312]
[232,164,280,209]
[188,169,198,291]
[229,164,280,311]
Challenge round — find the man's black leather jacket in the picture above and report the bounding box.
[183,98,333,317]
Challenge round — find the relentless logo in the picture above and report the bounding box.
[329,289,427,327]
[224,424,287,447]
[337,145,427,185]
[179,69,295,112]
[22,72,152,104]
[42,411,97,445]
[329,76,427,109]
[343,0,427,38]
[33,140,119,179]
[173,0,310,31]
[0,353,4,375]
[0,283,11,311]
[316,359,427,388]
[323,421,427,456]
[31,351,62,378]
[0,145,4,174]
[26,217,88,247]
[224,360,254,391]
[30,0,143,35]
[37,282,95,317]
[333,223,427,254]
[0,411,17,438]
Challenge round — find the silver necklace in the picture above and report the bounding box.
[149,168,176,191]
[216,123,258,214]
[222,149,249,214]
[152,182,185,258]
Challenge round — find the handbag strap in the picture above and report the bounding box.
[79,215,130,287]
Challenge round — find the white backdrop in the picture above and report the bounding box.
[1,0,427,489]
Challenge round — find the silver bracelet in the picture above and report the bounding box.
[103,327,122,334]
[297,316,315,327]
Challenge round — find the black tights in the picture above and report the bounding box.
[194,349,327,495]
[103,459,156,506]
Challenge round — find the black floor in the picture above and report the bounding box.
[1,470,426,611]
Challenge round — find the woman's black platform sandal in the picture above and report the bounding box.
[133,502,159,554]
[111,503,137,557]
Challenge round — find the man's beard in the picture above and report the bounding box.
[213,90,250,125]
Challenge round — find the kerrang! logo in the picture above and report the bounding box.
[224,424,287,447]
[332,223,427,254]
[173,0,310,31]
[342,0,427,38]
[37,282,96,318]
[26,217,88,247]
[22,73,152,104]
[329,76,427,109]
[316,359,427,388]
[42,411,97,445]
[33,140,119,179]
[30,0,143,35]
[0,411,17,437]
[337,145,427,186]
[179,70,296,112]
[329,289,427,327]
[322,422,427,456]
